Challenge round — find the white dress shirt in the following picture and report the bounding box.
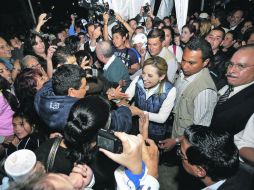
[201,180,226,190]
[103,55,116,71]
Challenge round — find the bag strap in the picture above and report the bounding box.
[46,136,62,172]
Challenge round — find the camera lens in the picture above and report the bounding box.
[109,9,114,16]
[144,6,149,13]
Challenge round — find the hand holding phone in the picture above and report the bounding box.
[97,129,123,153]
[99,132,144,174]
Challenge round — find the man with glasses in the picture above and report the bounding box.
[210,44,254,136]
[178,125,254,190]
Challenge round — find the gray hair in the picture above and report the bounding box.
[21,55,39,69]
[96,41,114,58]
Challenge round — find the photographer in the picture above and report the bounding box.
[135,4,162,34]
[100,131,160,190]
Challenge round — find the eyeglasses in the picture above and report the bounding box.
[227,61,254,72]
[177,147,188,160]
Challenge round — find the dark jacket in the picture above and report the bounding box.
[218,163,254,190]
[211,83,254,135]
[209,50,228,89]
[34,80,78,132]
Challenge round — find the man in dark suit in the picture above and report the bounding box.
[179,125,254,190]
[210,44,254,135]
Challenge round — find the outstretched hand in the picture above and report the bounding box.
[106,85,129,100]
[100,132,143,174]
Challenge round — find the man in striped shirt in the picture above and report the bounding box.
[159,36,217,150]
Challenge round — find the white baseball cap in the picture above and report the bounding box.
[4,149,37,182]
[199,12,209,19]
[132,33,147,45]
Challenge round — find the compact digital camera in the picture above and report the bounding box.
[96,129,123,153]
[143,3,150,13]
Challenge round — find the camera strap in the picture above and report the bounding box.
[46,136,62,172]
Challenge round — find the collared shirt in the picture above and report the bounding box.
[201,180,226,190]
[230,25,237,31]
[145,47,178,83]
[234,113,254,153]
[125,75,176,123]
[218,81,254,99]
[103,55,116,71]
[175,70,218,126]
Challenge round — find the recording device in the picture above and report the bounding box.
[78,0,115,23]
[96,129,123,153]
[143,3,150,13]
[84,68,98,77]
[44,12,52,20]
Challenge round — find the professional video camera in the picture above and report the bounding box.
[77,0,115,23]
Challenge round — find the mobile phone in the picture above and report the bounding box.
[96,129,123,153]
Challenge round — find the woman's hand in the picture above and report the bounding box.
[129,106,145,118]
[106,85,129,100]
[47,45,57,60]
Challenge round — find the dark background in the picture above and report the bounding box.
[0,0,253,37]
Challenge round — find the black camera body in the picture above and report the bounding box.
[143,3,150,13]
[84,68,98,77]
[97,129,123,153]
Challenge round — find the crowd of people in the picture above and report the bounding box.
[0,2,254,190]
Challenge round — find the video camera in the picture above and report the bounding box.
[77,0,115,23]
[143,3,150,14]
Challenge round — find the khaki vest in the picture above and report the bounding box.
[172,68,217,138]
